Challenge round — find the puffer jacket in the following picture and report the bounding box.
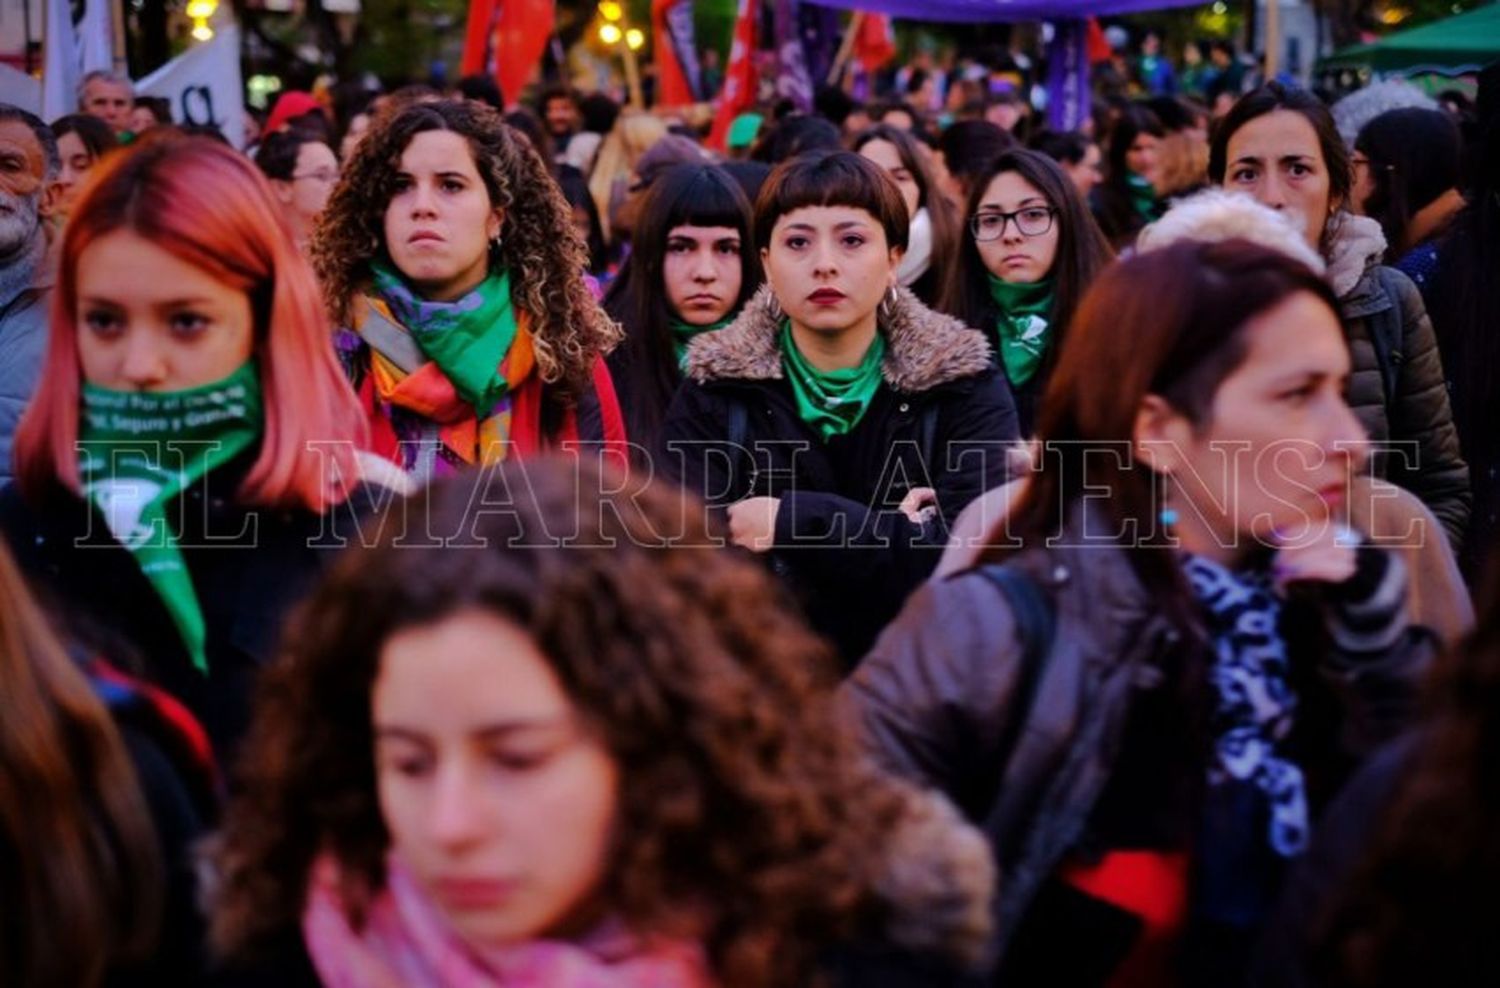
[1327,215,1469,548]
[841,499,1433,972]
[660,285,1019,664]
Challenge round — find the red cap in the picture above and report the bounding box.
[264,91,324,135]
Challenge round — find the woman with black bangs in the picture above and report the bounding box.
[661,151,1018,666]
[605,163,760,460]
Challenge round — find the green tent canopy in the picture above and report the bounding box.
[1321,2,1500,74]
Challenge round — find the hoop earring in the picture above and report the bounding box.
[766,292,784,322]
[879,283,898,319]
[489,232,503,254]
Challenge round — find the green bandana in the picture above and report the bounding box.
[669,314,734,369]
[78,361,263,674]
[779,320,887,441]
[1127,170,1162,223]
[370,259,518,415]
[986,275,1055,387]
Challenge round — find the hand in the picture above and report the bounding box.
[899,486,938,524]
[1271,521,1360,593]
[727,496,781,553]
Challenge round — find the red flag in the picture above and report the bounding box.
[1086,17,1113,64]
[653,0,700,107]
[853,12,896,73]
[461,0,555,109]
[707,0,759,151]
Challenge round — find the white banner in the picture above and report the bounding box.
[41,0,115,120]
[136,24,244,149]
[0,64,43,114]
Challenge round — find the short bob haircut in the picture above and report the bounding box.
[212,457,976,985]
[988,239,1343,608]
[1208,82,1353,253]
[605,163,760,446]
[753,149,910,254]
[14,137,367,512]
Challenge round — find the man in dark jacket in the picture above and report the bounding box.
[0,104,60,488]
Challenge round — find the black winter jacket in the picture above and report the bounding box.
[660,286,1020,664]
[0,452,400,762]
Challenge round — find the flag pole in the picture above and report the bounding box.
[110,0,128,75]
[827,10,862,85]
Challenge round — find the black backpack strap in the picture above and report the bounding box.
[916,401,941,480]
[974,563,1056,816]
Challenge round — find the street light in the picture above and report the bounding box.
[595,1,645,108]
[186,0,217,41]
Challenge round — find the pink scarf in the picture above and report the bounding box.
[302,854,713,988]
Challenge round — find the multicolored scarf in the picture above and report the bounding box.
[1182,554,1310,857]
[303,853,713,988]
[986,275,1054,387]
[779,320,887,442]
[78,361,263,674]
[362,262,535,466]
[669,314,733,370]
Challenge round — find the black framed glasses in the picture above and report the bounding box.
[971,206,1057,241]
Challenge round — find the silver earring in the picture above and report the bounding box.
[490,232,503,253]
[879,283,898,319]
[766,292,784,322]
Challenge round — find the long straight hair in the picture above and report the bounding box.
[1092,102,1164,246]
[0,541,162,986]
[941,148,1113,380]
[849,123,962,302]
[14,137,368,512]
[604,163,760,448]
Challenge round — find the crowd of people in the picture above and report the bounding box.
[0,35,1496,987]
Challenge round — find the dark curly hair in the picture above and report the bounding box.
[211,457,938,986]
[312,99,620,405]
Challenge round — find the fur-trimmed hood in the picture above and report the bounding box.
[1325,212,1388,301]
[870,780,995,968]
[683,284,994,394]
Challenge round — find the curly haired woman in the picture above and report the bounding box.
[208,457,993,987]
[314,100,626,485]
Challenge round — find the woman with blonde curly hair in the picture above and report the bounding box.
[314,100,626,484]
[208,457,993,987]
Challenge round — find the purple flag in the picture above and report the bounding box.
[1046,18,1091,132]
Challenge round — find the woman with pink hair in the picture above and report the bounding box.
[1,135,398,761]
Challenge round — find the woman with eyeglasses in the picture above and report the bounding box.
[253,129,340,254]
[941,149,1113,434]
[660,151,1019,667]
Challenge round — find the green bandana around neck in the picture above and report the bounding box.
[78,361,264,674]
[779,320,886,441]
[669,314,735,370]
[986,274,1055,387]
[370,259,518,415]
[1126,170,1162,222]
